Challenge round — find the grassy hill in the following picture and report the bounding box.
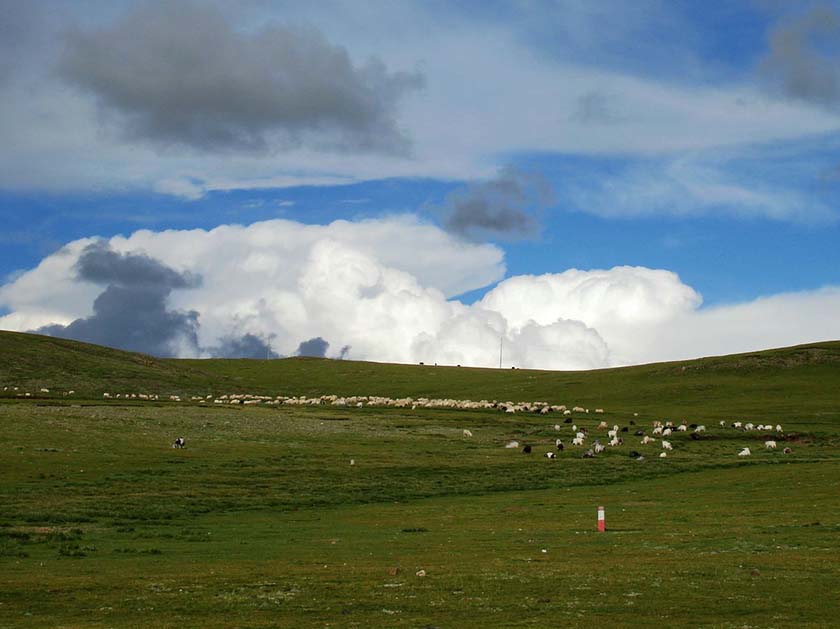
[3,330,839,422]
[2,330,840,626]
[0,330,231,396]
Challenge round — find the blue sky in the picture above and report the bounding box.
[1,0,839,367]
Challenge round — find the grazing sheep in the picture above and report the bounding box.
[595,408,604,414]
[641,436,654,445]
[765,440,777,449]
[776,424,783,432]
[733,421,742,429]
[522,445,532,454]
[555,438,564,448]
[628,450,641,458]
[554,424,561,431]
[544,452,556,459]
[662,428,672,437]
[634,430,645,436]
[652,426,663,436]
[172,437,186,449]
[609,437,622,447]
[661,440,673,451]
[694,425,706,433]
[594,443,605,454]
[783,447,792,454]
[659,452,667,458]
[582,449,595,458]
[575,431,586,441]
[572,437,584,446]
[738,447,751,456]
[505,440,520,449]
[597,421,608,430]
[556,441,565,451]
[463,429,473,438]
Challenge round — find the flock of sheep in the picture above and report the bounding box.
[492,417,792,460]
[5,385,794,460]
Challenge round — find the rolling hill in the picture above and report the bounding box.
[2,330,839,421]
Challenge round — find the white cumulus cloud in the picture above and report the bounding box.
[1,217,839,368]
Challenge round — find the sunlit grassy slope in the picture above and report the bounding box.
[1,331,839,626]
[3,329,840,420]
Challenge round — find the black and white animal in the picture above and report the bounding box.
[172,437,186,449]
[544,451,556,459]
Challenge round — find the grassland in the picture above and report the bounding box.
[1,332,839,627]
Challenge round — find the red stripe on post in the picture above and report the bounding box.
[597,506,605,532]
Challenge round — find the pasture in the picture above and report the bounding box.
[1,332,839,626]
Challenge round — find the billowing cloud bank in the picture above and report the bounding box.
[2,217,839,369]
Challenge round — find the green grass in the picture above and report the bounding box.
[1,332,839,626]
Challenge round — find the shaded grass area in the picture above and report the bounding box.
[0,330,230,397]
[1,401,839,626]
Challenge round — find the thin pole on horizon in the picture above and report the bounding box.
[499,335,503,369]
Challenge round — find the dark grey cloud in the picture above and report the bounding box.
[58,1,423,155]
[760,4,840,107]
[209,333,280,359]
[297,336,329,357]
[0,2,39,82]
[76,241,200,288]
[440,169,554,240]
[36,242,200,357]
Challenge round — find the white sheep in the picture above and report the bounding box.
[572,437,584,446]
[738,447,751,456]
[463,429,473,438]
[659,452,667,458]
[694,425,706,433]
[662,428,672,437]
[661,440,673,451]
[765,440,777,449]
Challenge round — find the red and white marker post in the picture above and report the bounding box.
[597,505,606,532]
